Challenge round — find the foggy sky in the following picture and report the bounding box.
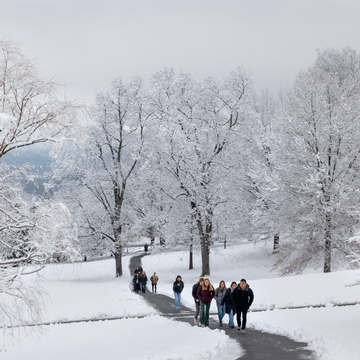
[1,0,360,103]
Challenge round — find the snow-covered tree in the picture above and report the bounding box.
[0,161,80,345]
[0,41,80,344]
[51,77,153,276]
[149,68,255,275]
[271,47,360,273]
[0,41,77,158]
[245,88,281,250]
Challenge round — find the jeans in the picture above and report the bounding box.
[142,284,146,293]
[228,308,235,327]
[200,301,211,326]
[174,291,181,309]
[152,283,157,293]
[217,303,226,324]
[194,301,200,319]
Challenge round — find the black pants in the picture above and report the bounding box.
[236,305,248,329]
[152,283,157,292]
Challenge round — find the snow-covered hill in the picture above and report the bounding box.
[2,240,360,359]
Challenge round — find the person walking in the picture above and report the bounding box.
[215,280,227,326]
[196,278,215,327]
[140,271,148,293]
[150,272,159,293]
[133,273,141,293]
[233,278,254,333]
[192,277,204,325]
[221,281,237,329]
[173,275,184,309]
[134,266,143,275]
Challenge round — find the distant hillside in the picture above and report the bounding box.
[1,144,52,195]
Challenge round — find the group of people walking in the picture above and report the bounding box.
[133,266,254,333]
[192,277,254,333]
[133,266,147,293]
[133,266,159,294]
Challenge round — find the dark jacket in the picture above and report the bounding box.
[232,284,254,309]
[196,285,215,304]
[192,282,201,303]
[221,287,236,314]
[134,266,143,275]
[173,276,184,293]
[140,274,147,285]
[133,275,141,290]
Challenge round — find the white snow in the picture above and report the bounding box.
[2,240,360,359]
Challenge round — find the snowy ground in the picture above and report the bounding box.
[2,240,360,359]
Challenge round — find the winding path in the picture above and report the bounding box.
[131,254,315,360]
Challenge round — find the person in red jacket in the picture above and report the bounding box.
[196,278,215,327]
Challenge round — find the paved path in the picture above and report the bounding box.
[131,254,315,360]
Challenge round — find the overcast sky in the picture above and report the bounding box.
[2,0,360,103]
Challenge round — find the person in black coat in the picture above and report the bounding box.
[192,277,204,325]
[173,275,184,309]
[221,281,237,328]
[134,266,143,275]
[232,279,254,333]
[133,273,141,293]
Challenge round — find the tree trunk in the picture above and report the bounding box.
[189,212,196,270]
[115,242,123,277]
[197,219,211,276]
[323,213,332,273]
[189,243,193,270]
[273,233,279,253]
[200,234,210,276]
[191,201,211,276]
[203,216,212,275]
